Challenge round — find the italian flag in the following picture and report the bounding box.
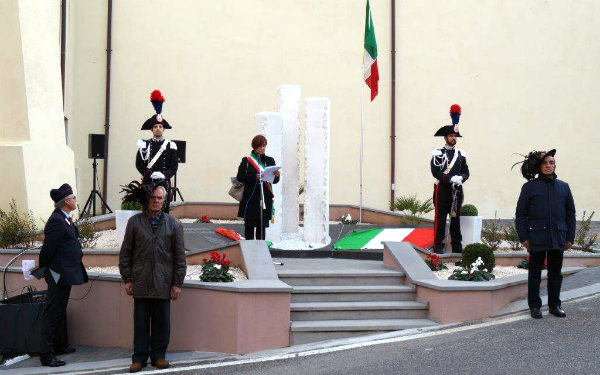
[334,228,434,250]
[363,0,379,101]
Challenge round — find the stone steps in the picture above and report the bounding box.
[278,269,405,287]
[290,318,438,345]
[290,285,417,302]
[290,300,429,320]
[279,261,437,345]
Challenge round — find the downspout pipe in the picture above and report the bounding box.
[60,0,66,104]
[390,0,397,209]
[102,0,113,213]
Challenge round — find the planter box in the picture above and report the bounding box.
[115,210,141,247]
[460,216,482,247]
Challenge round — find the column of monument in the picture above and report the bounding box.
[255,112,284,242]
[303,98,331,244]
[278,85,302,234]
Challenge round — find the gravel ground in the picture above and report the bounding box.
[434,264,528,280]
[271,228,331,250]
[86,265,248,281]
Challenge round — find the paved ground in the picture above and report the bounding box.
[2,262,599,375]
[78,294,600,375]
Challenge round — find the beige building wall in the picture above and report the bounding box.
[0,0,77,221]
[21,0,600,220]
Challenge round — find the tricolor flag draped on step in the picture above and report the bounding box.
[363,0,379,101]
[333,228,434,250]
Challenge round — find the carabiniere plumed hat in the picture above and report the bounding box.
[434,104,462,137]
[141,90,171,130]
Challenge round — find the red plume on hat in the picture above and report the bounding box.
[449,104,461,125]
[150,90,165,118]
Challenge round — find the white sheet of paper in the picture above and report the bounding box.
[261,166,281,183]
[50,268,60,283]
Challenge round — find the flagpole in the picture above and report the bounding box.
[359,67,364,224]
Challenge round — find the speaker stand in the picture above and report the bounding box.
[171,173,184,202]
[81,158,112,217]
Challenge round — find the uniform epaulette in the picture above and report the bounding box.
[458,149,467,158]
[431,148,443,156]
[136,138,148,149]
[169,141,177,150]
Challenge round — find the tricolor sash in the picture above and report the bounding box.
[246,154,273,195]
[247,153,275,220]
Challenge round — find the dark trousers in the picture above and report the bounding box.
[244,224,266,240]
[133,298,171,364]
[528,250,564,310]
[40,274,71,359]
[433,184,463,253]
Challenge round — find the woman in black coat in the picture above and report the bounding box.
[514,149,575,318]
[236,135,280,240]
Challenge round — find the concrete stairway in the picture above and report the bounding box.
[276,259,438,345]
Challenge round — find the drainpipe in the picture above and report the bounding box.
[60,0,66,104]
[102,0,113,213]
[390,0,397,210]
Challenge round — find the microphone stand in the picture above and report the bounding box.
[259,166,266,241]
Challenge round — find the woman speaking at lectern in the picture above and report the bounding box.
[236,135,280,240]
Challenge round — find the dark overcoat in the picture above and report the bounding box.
[119,211,187,299]
[39,209,88,286]
[236,151,280,224]
[515,174,576,252]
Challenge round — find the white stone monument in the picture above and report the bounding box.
[255,112,283,242]
[278,85,302,234]
[303,98,331,244]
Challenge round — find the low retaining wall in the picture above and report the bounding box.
[383,241,584,324]
[1,241,291,354]
[412,248,600,268]
[86,202,429,230]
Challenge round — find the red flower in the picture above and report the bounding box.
[201,215,210,223]
[432,259,438,267]
[202,258,207,263]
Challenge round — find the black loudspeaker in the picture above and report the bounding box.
[88,134,105,159]
[173,140,186,163]
[0,290,67,355]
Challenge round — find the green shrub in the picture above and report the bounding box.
[460,204,478,216]
[75,215,99,249]
[121,201,142,211]
[502,220,523,250]
[0,199,37,248]
[482,211,502,250]
[576,211,598,251]
[391,194,433,225]
[462,243,495,273]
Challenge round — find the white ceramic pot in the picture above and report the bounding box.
[116,210,141,247]
[460,216,483,248]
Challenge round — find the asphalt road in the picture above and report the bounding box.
[149,294,600,375]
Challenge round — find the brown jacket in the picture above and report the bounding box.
[119,211,186,299]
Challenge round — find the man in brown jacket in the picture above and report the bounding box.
[119,185,186,373]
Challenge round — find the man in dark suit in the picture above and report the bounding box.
[515,149,576,319]
[38,183,88,367]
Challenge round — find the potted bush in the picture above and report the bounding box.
[116,181,144,246]
[459,204,482,248]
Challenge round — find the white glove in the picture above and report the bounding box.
[150,171,166,180]
[450,175,463,185]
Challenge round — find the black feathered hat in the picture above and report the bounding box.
[141,90,171,130]
[512,149,556,181]
[434,104,462,137]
